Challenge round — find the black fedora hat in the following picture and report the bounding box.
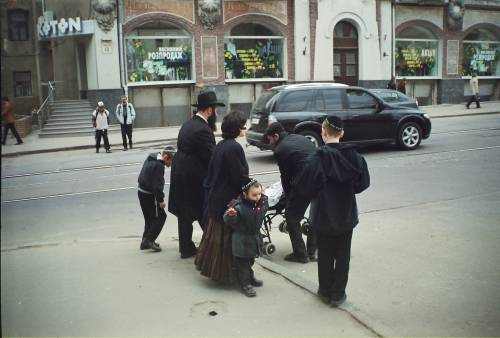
[192,91,225,108]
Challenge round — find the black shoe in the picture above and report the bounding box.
[129,143,133,149]
[331,293,347,307]
[250,277,263,287]
[317,289,331,304]
[180,249,197,259]
[123,146,128,151]
[308,254,318,262]
[284,253,309,263]
[15,141,23,145]
[106,149,112,153]
[96,149,99,153]
[150,241,161,252]
[140,239,149,250]
[241,285,256,297]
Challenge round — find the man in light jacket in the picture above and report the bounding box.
[115,95,136,150]
[466,71,480,109]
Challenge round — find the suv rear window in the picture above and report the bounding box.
[316,89,343,110]
[275,90,312,112]
[253,90,279,112]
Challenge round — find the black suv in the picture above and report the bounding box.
[246,83,431,150]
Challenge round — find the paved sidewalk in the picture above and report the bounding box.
[1,101,499,157]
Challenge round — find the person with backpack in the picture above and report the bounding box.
[115,95,136,151]
[92,101,111,153]
[294,116,370,307]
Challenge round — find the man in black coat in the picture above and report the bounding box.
[265,122,317,263]
[168,91,225,259]
[138,146,176,252]
[294,116,370,307]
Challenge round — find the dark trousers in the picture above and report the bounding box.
[138,191,166,242]
[317,230,353,298]
[177,207,203,255]
[285,191,317,258]
[2,123,22,144]
[466,94,480,108]
[234,256,255,287]
[120,124,133,148]
[95,129,110,151]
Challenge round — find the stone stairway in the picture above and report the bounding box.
[40,100,119,138]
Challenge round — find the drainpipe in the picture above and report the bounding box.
[391,0,395,80]
[116,0,127,96]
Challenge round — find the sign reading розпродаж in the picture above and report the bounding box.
[148,47,185,61]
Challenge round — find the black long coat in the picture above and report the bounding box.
[168,115,215,217]
[205,138,250,222]
[294,143,370,236]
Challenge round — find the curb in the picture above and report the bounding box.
[257,258,386,337]
[0,137,178,158]
[429,110,500,119]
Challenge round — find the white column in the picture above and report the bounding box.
[294,0,310,81]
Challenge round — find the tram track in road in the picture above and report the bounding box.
[3,142,500,204]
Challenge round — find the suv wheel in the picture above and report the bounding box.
[299,130,322,147]
[397,122,422,150]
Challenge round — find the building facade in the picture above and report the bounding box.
[2,0,499,126]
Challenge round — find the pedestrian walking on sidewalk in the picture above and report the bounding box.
[387,76,396,90]
[115,95,135,151]
[138,145,176,252]
[168,91,223,259]
[397,78,407,94]
[223,179,269,297]
[92,101,111,153]
[295,116,370,307]
[265,122,317,263]
[1,97,23,145]
[195,111,250,284]
[466,71,481,109]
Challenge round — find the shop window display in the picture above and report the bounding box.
[462,29,500,76]
[224,23,285,80]
[395,40,439,77]
[126,26,193,83]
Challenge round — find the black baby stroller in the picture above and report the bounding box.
[261,181,312,256]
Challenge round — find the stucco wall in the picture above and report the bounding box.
[294,0,311,81]
[463,10,500,33]
[395,6,443,31]
[313,0,385,81]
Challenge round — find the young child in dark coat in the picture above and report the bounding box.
[223,179,269,297]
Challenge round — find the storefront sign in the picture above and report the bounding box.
[38,16,81,37]
[148,47,184,61]
[223,0,287,25]
[125,0,195,23]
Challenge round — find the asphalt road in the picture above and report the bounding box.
[2,114,500,336]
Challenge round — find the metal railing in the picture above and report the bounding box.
[33,81,55,130]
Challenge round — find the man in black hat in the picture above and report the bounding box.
[138,145,176,252]
[265,122,317,263]
[168,91,225,258]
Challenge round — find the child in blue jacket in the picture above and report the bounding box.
[224,179,269,297]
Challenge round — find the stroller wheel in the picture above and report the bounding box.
[278,220,288,233]
[263,242,276,256]
[301,221,311,236]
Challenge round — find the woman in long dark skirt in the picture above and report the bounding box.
[195,111,250,284]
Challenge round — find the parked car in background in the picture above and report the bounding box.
[246,83,431,151]
[371,89,419,109]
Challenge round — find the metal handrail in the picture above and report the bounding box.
[33,81,55,130]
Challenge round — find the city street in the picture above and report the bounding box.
[2,114,500,336]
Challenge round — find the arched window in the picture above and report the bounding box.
[224,22,285,80]
[125,22,193,84]
[8,9,29,41]
[396,25,440,77]
[463,28,500,77]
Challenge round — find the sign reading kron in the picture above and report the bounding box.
[38,16,82,38]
